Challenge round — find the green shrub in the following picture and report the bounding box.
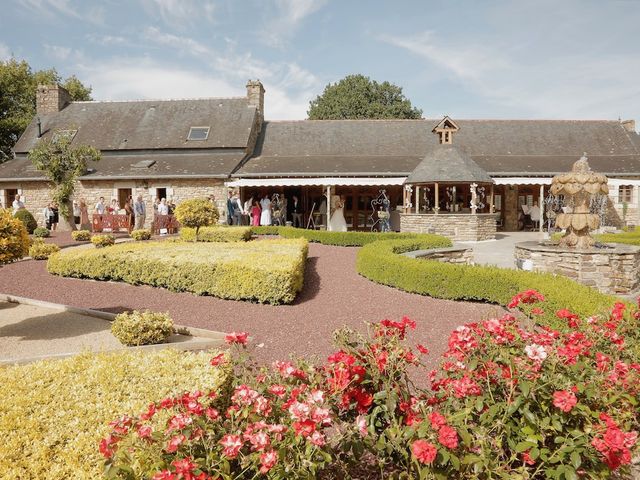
[33,226,50,238]
[251,225,447,247]
[356,238,618,330]
[28,239,60,260]
[0,349,229,479]
[180,225,252,242]
[13,208,37,234]
[130,229,152,241]
[174,198,219,238]
[90,233,115,248]
[111,310,174,346]
[71,229,91,241]
[48,239,308,304]
[0,209,30,264]
[595,228,640,246]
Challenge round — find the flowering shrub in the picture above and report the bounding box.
[0,208,30,264]
[91,233,116,248]
[102,292,639,479]
[72,229,92,241]
[111,310,174,346]
[130,228,152,241]
[28,238,60,259]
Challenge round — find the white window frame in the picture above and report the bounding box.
[187,126,210,141]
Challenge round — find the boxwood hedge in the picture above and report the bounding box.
[47,239,308,304]
[180,226,252,242]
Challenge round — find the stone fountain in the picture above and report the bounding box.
[550,155,609,249]
[514,155,640,295]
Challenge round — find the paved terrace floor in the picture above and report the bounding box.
[0,242,502,367]
[469,231,546,269]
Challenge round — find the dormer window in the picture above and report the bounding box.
[432,116,460,145]
[188,126,210,141]
[52,129,77,142]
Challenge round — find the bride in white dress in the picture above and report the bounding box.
[259,195,272,225]
[328,195,347,232]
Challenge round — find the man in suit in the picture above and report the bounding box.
[291,195,303,228]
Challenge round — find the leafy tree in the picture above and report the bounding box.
[307,74,422,120]
[0,58,92,161]
[174,198,219,240]
[28,132,100,229]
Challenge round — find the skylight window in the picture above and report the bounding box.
[52,129,77,142]
[188,126,210,141]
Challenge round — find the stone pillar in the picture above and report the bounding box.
[504,185,519,231]
[434,183,439,214]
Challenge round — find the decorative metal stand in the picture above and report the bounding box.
[369,189,391,232]
[422,186,431,212]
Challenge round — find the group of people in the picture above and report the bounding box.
[92,195,151,230]
[227,192,306,228]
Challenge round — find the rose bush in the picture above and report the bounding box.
[102,292,639,479]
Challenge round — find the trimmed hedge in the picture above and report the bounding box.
[47,239,308,304]
[13,208,37,234]
[28,239,60,260]
[251,226,448,247]
[356,238,618,330]
[595,227,640,246]
[130,229,152,241]
[111,310,174,346]
[33,227,50,238]
[72,229,91,241]
[0,349,229,479]
[91,233,115,248]
[180,226,252,242]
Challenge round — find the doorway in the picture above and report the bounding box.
[4,188,18,209]
[117,188,132,209]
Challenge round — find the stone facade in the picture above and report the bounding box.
[515,241,640,295]
[403,245,473,264]
[36,85,71,115]
[400,213,498,241]
[1,178,228,230]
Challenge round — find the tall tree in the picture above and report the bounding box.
[29,132,100,230]
[0,58,92,161]
[307,74,422,120]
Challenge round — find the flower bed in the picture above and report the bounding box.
[180,226,253,242]
[102,293,639,479]
[356,238,618,330]
[47,239,308,304]
[0,349,229,479]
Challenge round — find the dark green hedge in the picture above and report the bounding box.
[356,238,618,330]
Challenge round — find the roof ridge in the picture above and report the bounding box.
[71,96,249,104]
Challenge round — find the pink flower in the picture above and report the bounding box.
[356,415,368,437]
[99,435,118,459]
[292,420,316,437]
[524,344,547,362]
[152,470,176,480]
[137,425,153,440]
[288,401,311,421]
[552,390,577,412]
[412,439,437,464]
[438,425,458,449]
[428,411,447,431]
[210,353,226,366]
[224,332,248,345]
[166,434,186,453]
[417,344,430,355]
[309,431,326,446]
[219,434,243,458]
[259,450,278,474]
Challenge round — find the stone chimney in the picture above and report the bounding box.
[246,80,265,121]
[621,119,636,133]
[36,84,72,115]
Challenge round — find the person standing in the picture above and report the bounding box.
[134,195,146,230]
[231,192,243,225]
[291,195,303,228]
[158,198,169,216]
[50,202,59,231]
[72,200,81,229]
[79,199,90,230]
[243,195,253,226]
[95,197,106,215]
[260,194,272,226]
[251,200,261,226]
[124,195,134,232]
[43,202,54,229]
[12,194,24,214]
[226,191,234,225]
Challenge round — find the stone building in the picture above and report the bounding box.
[1,79,640,235]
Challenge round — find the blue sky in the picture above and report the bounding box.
[1,0,639,124]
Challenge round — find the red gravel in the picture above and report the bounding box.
[0,243,503,366]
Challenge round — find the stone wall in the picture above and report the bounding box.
[2,178,227,230]
[515,241,640,295]
[403,245,473,264]
[400,213,497,241]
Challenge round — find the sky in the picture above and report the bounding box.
[1,0,639,125]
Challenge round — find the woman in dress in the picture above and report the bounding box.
[124,195,134,231]
[328,195,347,232]
[79,199,90,230]
[260,194,272,226]
[50,202,59,231]
[251,200,261,226]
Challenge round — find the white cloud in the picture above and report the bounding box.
[380,29,640,121]
[140,0,215,27]
[142,27,211,56]
[261,0,328,48]
[43,44,72,61]
[19,0,104,24]
[0,43,11,61]
[86,34,127,46]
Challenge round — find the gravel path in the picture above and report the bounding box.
[0,243,502,366]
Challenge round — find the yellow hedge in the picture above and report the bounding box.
[47,239,308,304]
[0,208,30,264]
[180,225,252,242]
[0,349,229,480]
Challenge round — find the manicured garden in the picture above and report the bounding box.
[0,348,229,479]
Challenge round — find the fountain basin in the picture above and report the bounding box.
[514,241,640,295]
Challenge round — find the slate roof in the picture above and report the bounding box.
[405,146,493,184]
[13,97,257,153]
[236,119,640,177]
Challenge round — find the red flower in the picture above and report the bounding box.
[376,350,388,372]
[152,471,176,480]
[552,390,577,412]
[412,439,438,464]
[205,407,220,421]
[166,434,186,453]
[556,309,580,328]
[292,419,316,437]
[508,289,544,308]
[260,450,278,474]
[210,353,227,366]
[99,434,118,459]
[417,344,430,355]
[521,451,536,465]
[171,457,197,475]
[224,332,248,345]
[137,425,153,440]
[438,425,459,449]
[219,434,243,458]
[428,411,447,431]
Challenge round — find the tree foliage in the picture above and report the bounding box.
[307,74,422,120]
[0,58,92,161]
[0,209,30,264]
[28,133,100,221]
[174,198,220,238]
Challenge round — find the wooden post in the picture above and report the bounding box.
[415,185,420,214]
[539,184,544,233]
[434,183,439,214]
[326,185,331,230]
[403,187,407,214]
[489,184,494,213]
[452,185,456,212]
